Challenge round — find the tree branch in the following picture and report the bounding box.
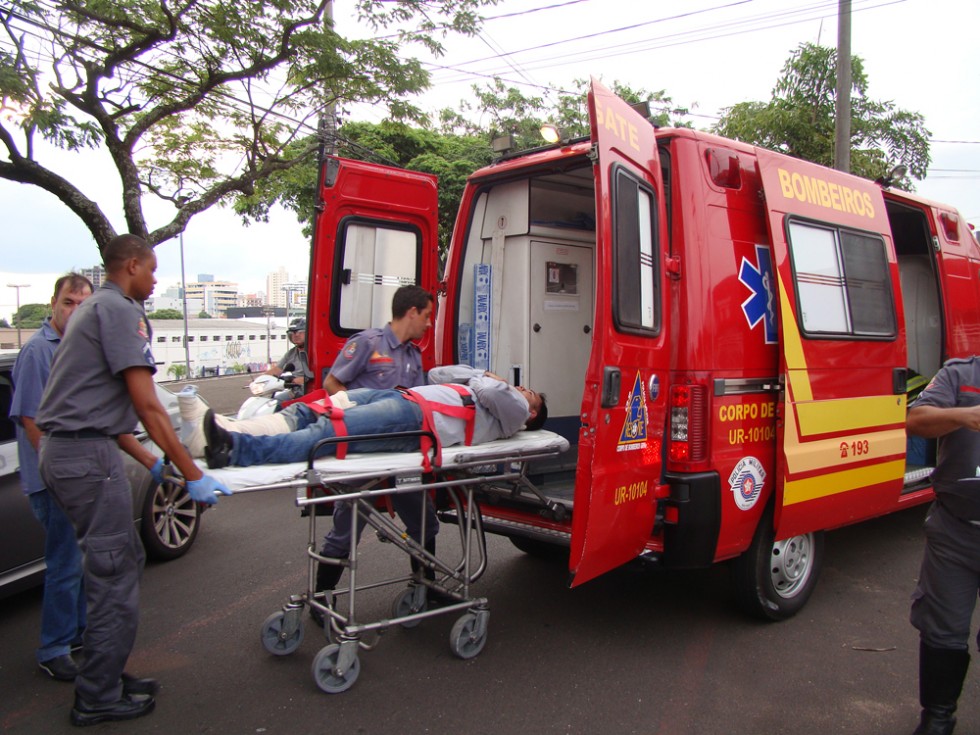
[0,156,116,250]
[145,140,319,245]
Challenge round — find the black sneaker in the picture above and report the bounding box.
[39,654,78,682]
[70,692,155,727]
[203,408,232,469]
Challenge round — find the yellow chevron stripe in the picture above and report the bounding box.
[795,394,906,436]
[779,282,812,401]
[783,459,906,505]
[784,427,907,474]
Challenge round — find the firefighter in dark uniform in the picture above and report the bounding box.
[906,356,980,735]
[36,234,231,727]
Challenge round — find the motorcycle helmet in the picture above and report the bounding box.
[286,317,306,334]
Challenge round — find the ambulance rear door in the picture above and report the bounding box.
[306,156,440,387]
[569,79,670,586]
[757,153,908,539]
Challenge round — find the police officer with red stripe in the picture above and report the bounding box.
[906,356,980,735]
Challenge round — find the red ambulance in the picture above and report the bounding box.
[305,79,979,619]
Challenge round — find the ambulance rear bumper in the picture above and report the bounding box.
[661,471,721,569]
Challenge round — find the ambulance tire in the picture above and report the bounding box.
[732,508,824,621]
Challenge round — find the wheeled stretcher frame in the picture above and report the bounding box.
[218,429,569,693]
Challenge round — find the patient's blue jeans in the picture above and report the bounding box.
[231,389,424,466]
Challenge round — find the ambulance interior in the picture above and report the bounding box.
[887,199,942,478]
[449,170,946,499]
[454,162,598,503]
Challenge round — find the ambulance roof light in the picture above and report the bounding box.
[539,124,562,145]
[491,133,515,155]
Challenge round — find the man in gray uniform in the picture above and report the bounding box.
[264,317,312,394]
[906,356,980,735]
[36,234,232,727]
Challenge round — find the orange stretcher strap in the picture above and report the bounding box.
[282,389,349,459]
[400,386,476,472]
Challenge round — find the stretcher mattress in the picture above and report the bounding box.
[198,430,570,492]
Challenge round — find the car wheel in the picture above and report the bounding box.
[140,477,200,561]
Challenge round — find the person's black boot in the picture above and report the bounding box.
[309,557,345,628]
[203,409,233,469]
[913,642,970,735]
[413,538,456,607]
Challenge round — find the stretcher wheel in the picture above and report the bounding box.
[311,644,360,694]
[449,612,487,660]
[391,587,425,628]
[260,611,304,656]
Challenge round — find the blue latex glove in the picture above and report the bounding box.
[186,475,233,505]
[150,457,165,485]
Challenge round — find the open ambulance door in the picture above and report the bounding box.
[306,156,440,387]
[757,153,909,540]
[568,79,670,586]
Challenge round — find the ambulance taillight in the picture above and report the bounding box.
[669,384,707,462]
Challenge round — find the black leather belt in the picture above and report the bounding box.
[48,430,117,440]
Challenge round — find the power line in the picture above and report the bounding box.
[425,0,903,95]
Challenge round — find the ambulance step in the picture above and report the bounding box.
[440,510,571,547]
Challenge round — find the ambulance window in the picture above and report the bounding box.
[334,218,421,332]
[788,220,896,338]
[613,167,659,333]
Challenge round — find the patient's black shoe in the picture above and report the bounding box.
[203,409,233,469]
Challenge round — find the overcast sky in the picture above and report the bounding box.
[2,0,978,321]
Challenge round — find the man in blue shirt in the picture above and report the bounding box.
[10,273,93,682]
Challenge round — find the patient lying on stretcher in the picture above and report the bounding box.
[181,366,548,469]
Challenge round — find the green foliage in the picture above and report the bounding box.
[147,308,184,319]
[12,303,48,329]
[167,363,188,379]
[244,77,691,261]
[439,78,692,150]
[0,318,10,328]
[0,0,499,252]
[198,310,212,318]
[713,43,930,188]
[238,120,492,257]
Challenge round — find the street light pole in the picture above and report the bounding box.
[179,232,192,380]
[7,283,30,348]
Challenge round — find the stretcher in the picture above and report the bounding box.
[201,428,569,693]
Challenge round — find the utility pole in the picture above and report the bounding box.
[7,283,30,348]
[322,0,337,156]
[179,231,192,380]
[834,0,852,172]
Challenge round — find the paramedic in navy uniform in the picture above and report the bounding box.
[906,356,980,735]
[35,234,232,727]
[323,284,432,394]
[316,284,434,609]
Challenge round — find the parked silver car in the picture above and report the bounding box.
[0,352,201,598]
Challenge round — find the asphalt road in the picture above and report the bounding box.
[1,376,978,734]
